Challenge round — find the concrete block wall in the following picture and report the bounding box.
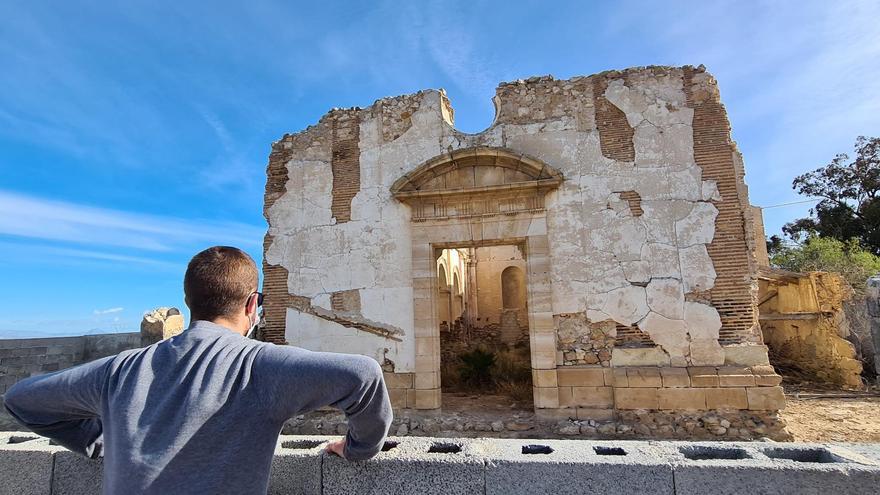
[2,432,878,494]
[0,333,147,394]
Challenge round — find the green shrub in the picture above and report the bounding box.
[457,348,496,386]
[771,236,880,293]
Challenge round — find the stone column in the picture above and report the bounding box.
[465,248,478,327]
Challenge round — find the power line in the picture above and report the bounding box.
[758,198,822,209]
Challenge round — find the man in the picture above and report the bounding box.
[4,246,392,494]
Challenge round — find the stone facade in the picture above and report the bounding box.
[261,65,780,431]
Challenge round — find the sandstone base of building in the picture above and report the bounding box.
[383,365,785,410]
[371,365,788,440]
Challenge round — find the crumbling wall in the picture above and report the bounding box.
[263,66,774,419]
[759,270,863,389]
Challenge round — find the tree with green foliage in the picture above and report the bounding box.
[784,136,880,254]
[770,236,880,293]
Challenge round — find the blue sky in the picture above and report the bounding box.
[1,1,878,337]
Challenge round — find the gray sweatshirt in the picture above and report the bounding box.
[3,320,393,494]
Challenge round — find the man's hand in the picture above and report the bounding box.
[324,438,346,458]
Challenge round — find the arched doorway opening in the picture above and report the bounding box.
[392,146,563,410]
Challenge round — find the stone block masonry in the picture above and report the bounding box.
[0,333,147,395]
[261,65,780,436]
[2,433,878,495]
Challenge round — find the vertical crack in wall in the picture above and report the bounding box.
[683,66,759,345]
[592,73,635,162]
[330,112,361,223]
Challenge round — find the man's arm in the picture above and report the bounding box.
[2,356,111,458]
[257,345,392,461]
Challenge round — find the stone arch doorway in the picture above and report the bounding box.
[391,146,563,410]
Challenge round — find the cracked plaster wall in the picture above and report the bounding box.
[263,66,761,372]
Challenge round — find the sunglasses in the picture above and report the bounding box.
[249,292,264,307]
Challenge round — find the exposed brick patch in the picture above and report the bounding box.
[261,135,295,345]
[260,243,291,345]
[330,112,361,223]
[683,66,758,345]
[331,289,361,313]
[614,323,656,347]
[592,74,635,162]
[616,190,643,216]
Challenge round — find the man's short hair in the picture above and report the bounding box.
[184,246,259,321]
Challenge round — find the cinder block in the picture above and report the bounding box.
[556,367,605,386]
[627,368,663,388]
[571,386,614,408]
[484,439,673,495]
[52,450,103,495]
[746,386,785,411]
[0,434,55,495]
[658,388,707,410]
[269,436,325,495]
[669,442,880,495]
[615,388,659,409]
[323,437,484,495]
[660,368,691,387]
[705,388,748,409]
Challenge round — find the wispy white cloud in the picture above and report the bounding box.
[93,307,124,315]
[0,190,264,252]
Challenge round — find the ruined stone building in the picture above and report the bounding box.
[261,65,785,434]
